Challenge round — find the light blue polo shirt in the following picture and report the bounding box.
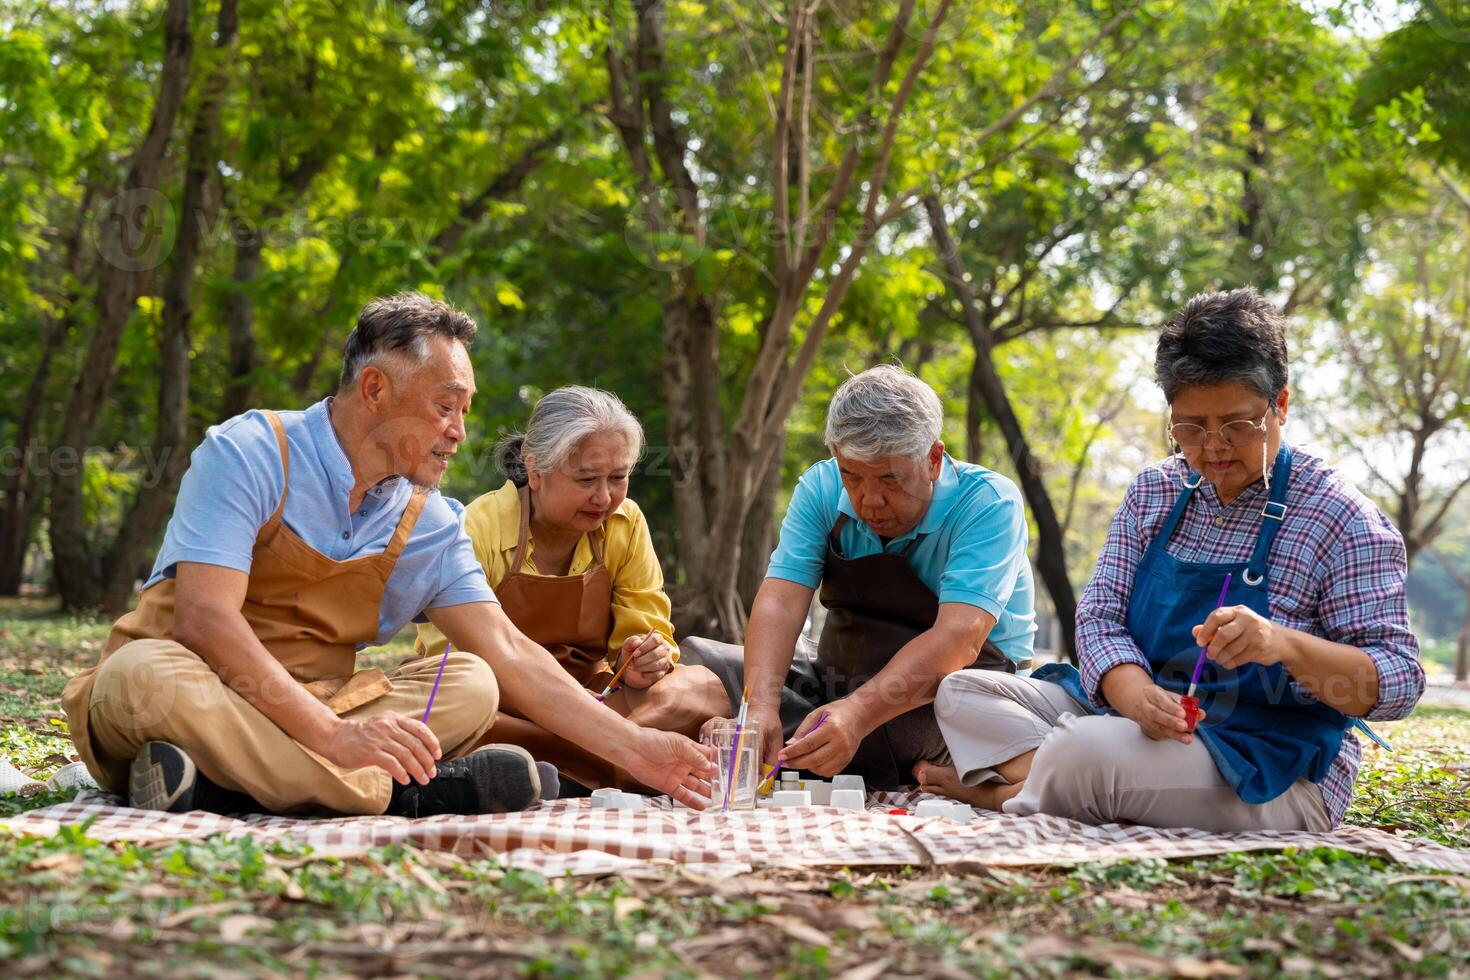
[766,455,1037,663]
[146,399,496,648]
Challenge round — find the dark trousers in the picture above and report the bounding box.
[679,635,950,790]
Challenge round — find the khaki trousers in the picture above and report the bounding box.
[934,669,1332,832]
[83,639,499,815]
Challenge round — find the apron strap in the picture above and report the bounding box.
[383,487,429,564]
[829,513,849,559]
[588,525,605,566]
[1243,443,1293,586]
[260,410,291,536]
[513,485,534,574]
[1150,461,1200,558]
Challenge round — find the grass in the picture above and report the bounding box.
[2,596,1468,977]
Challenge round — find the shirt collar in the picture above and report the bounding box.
[836,454,958,547]
[306,398,357,507]
[493,480,524,553]
[309,398,403,507]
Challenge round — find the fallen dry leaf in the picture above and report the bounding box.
[1171,957,1246,978]
[160,901,242,929]
[218,913,274,943]
[25,852,84,874]
[760,914,832,948]
[614,897,647,921]
[835,958,891,980]
[1382,937,1424,963]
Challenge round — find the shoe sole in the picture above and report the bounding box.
[128,741,196,812]
[463,743,541,813]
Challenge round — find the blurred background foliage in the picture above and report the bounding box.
[0,0,1465,672]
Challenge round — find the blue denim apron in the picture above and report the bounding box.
[1038,444,1353,805]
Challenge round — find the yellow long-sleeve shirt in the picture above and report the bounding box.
[415,480,678,665]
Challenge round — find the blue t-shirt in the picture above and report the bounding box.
[765,455,1037,663]
[146,399,496,648]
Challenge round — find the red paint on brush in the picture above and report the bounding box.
[1181,695,1201,733]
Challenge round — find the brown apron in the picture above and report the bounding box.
[483,486,728,790]
[494,486,617,689]
[815,513,1015,786]
[62,410,424,785]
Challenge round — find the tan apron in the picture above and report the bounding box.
[484,486,728,790]
[62,410,425,791]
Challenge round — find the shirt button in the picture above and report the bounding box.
[342,531,350,540]
[358,510,367,517]
[1214,516,1225,526]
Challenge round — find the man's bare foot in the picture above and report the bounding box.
[912,760,1022,812]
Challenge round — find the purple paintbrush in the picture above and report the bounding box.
[1187,573,1233,697]
[757,711,830,792]
[721,686,750,811]
[422,641,453,724]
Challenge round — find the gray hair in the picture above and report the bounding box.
[496,386,645,487]
[1155,287,1289,403]
[824,364,944,462]
[339,292,478,389]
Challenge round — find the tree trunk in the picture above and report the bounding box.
[737,429,785,609]
[221,234,264,420]
[0,194,92,594]
[50,0,194,611]
[1456,606,1468,685]
[927,196,1078,662]
[100,0,238,613]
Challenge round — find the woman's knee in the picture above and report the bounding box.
[933,669,1028,726]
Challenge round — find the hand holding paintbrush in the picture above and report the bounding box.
[1180,573,1233,733]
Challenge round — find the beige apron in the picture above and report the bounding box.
[483,486,728,790]
[60,411,498,814]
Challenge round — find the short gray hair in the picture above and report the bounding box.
[496,386,645,487]
[1155,287,1289,403]
[339,292,478,389]
[824,365,944,462]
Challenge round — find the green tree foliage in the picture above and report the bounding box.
[0,0,1463,650]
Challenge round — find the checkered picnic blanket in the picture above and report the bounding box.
[5,791,1468,877]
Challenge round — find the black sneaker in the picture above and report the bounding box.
[386,743,542,817]
[128,741,263,814]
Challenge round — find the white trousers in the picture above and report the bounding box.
[934,669,1332,832]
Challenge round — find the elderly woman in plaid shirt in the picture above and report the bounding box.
[918,287,1424,831]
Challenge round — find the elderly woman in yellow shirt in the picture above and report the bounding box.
[416,386,730,793]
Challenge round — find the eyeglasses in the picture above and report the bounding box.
[1169,412,1272,448]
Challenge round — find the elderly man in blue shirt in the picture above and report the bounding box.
[682,365,1037,789]
[62,292,714,817]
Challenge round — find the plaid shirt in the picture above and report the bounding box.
[1076,445,1424,827]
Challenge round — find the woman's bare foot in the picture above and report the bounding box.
[912,760,1023,812]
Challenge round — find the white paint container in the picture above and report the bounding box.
[832,775,865,794]
[830,789,866,811]
[807,781,833,805]
[771,790,812,808]
[609,792,646,811]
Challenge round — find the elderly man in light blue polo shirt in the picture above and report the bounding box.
[682,365,1037,789]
